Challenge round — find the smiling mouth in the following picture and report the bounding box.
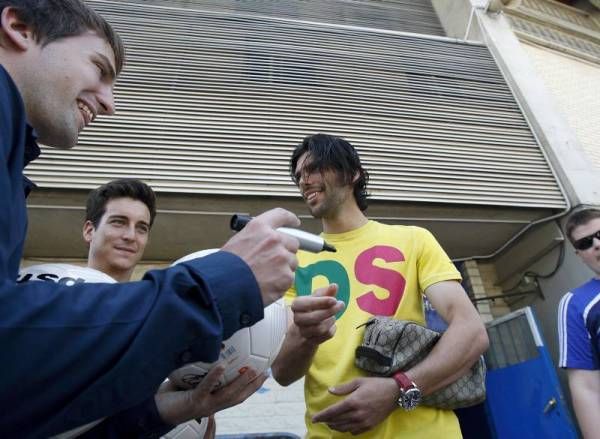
[115,247,136,254]
[303,187,324,203]
[306,192,319,202]
[77,101,94,127]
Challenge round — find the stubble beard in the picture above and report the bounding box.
[22,77,80,149]
[308,204,327,219]
[39,109,80,149]
[307,191,345,220]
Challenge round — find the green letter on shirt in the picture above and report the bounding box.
[294,260,349,319]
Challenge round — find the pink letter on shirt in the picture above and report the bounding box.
[355,246,406,316]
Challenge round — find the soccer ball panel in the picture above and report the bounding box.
[169,249,288,390]
[18,264,117,285]
[250,299,288,359]
[161,419,208,439]
[169,299,288,390]
[171,248,221,265]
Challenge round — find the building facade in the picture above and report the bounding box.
[21,0,600,435]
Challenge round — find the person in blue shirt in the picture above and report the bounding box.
[78,179,268,438]
[0,1,300,437]
[558,208,600,439]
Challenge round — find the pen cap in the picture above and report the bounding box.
[230,214,252,231]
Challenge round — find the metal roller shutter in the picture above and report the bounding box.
[24,0,566,209]
[124,0,446,35]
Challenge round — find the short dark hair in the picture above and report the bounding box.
[0,0,125,75]
[290,133,369,211]
[86,179,156,228]
[565,208,600,244]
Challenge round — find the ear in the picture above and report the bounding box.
[1,7,35,51]
[352,171,360,183]
[82,220,95,246]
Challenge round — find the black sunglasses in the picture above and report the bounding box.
[574,230,600,251]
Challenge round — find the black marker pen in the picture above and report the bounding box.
[230,214,336,253]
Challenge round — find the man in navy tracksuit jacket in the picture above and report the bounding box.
[0,1,299,437]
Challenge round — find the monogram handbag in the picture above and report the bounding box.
[354,316,486,410]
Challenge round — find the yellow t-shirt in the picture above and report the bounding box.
[286,220,463,439]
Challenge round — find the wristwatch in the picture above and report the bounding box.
[392,371,421,411]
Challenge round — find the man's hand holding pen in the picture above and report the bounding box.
[221,208,301,306]
[231,214,336,253]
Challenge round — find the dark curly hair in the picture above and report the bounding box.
[289,133,369,211]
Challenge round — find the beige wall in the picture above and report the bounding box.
[522,42,600,169]
[477,262,511,318]
[130,263,169,281]
[431,0,485,41]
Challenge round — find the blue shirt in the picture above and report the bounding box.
[0,65,264,438]
[558,278,600,370]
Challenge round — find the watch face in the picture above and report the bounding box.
[400,388,421,411]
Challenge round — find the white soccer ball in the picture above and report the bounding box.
[161,418,208,439]
[17,263,117,285]
[17,264,116,439]
[168,249,289,390]
[171,248,221,265]
[17,264,209,438]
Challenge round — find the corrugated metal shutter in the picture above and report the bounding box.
[129,0,446,36]
[24,0,566,208]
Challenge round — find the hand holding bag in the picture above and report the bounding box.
[354,316,486,410]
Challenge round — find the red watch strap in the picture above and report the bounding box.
[392,371,414,391]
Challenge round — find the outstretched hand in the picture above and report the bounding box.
[311,377,399,435]
[291,284,344,345]
[155,364,267,426]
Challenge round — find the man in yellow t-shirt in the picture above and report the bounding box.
[271,134,489,438]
